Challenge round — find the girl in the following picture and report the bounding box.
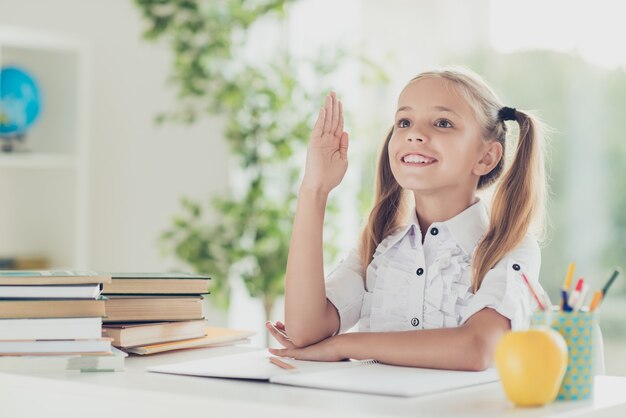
[267,67,547,371]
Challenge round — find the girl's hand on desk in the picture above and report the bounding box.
[300,91,349,195]
[266,321,293,347]
[266,321,346,362]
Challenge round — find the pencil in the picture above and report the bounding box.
[602,269,621,296]
[521,273,545,310]
[568,278,584,308]
[573,283,589,311]
[269,356,296,370]
[561,262,576,309]
[562,289,572,312]
[540,288,553,311]
[563,262,576,291]
[589,290,603,311]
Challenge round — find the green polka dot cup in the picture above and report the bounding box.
[532,309,596,401]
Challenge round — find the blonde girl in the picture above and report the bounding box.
[267,67,546,370]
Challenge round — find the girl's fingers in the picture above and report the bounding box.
[267,327,292,348]
[330,92,339,134]
[275,321,286,330]
[266,322,295,348]
[322,94,332,134]
[271,322,288,338]
[269,347,316,362]
[267,321,286,336]
[335,100,344,137]
[268,347,292,358]
[312,108,325,139]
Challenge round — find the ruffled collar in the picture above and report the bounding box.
[376,198,489,257]
[438,199,489,255]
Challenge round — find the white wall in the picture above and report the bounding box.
[0,0,230,271]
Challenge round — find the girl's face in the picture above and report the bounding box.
[388,77,497,195]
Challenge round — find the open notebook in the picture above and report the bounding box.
[148,349,499,397]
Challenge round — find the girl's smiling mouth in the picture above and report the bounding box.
[400,152,438,166]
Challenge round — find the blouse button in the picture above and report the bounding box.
[430,227,439,236]
[416,267,424,276]
[411,318,420,327]
[512,263,521,271]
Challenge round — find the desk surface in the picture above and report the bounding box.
[1,345,625,418]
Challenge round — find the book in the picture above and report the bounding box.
[103,295,204,322]
[102,272,210,295]
[0,270,111,285]
[102,320,208,348]
[0,317,102,340]
[0,347,127,372]
[0,284,102,299]
[125,326,255,355]
[148,349,500,397]
[0,338,112,355]
[0,255,49,270]
[0,298,106,319]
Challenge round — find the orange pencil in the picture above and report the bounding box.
[269,356,296,370]
[589,290,603,311]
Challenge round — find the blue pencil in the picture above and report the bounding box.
[561,289,572,312]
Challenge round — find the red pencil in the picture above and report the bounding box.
[522,273,546,310]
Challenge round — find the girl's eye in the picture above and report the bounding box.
[435,119,453,128]
[397,119,410,128]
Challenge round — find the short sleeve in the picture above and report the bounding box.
[325,247,366,334]
[460,236,542,330]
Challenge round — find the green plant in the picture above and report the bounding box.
[134,0,385,331]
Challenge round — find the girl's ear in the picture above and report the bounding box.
[473,141,503,176]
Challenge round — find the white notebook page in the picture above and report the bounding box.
[148,349,499,397]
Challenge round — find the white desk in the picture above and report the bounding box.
[1,345,625,418]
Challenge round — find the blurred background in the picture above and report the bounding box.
[0,0,624,372]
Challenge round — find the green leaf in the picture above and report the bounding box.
[138,0,388,311]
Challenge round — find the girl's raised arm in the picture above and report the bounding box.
[284,92,349,347]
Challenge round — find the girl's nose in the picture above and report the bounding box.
[407,124,427,142]
[406,125,426,142]
[407,136,424,142]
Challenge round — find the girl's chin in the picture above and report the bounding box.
[396,176,439,188]
[398,183,442,193]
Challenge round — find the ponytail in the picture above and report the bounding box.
[359,127,409,269]
[471,110,546,291]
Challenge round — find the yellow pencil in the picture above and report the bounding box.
[589,290,603,311]
[563,262,576,291]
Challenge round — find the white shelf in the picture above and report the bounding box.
[0,25,90,269]
[0,153,77,169]
[0,25,86,52]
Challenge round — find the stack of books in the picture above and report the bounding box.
[0,271,126,372]
[101,273,254,354]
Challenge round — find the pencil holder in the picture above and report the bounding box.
[531,309,597,401]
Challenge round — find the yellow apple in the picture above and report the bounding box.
[494,327,568,407]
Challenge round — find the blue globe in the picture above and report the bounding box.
[0,66,42,136]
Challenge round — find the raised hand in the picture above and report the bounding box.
[300,92,349,195]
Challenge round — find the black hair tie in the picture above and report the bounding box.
[498,106,517,122]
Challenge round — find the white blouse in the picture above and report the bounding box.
[325,200,542,334]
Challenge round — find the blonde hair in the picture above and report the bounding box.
[359,67,547,292]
